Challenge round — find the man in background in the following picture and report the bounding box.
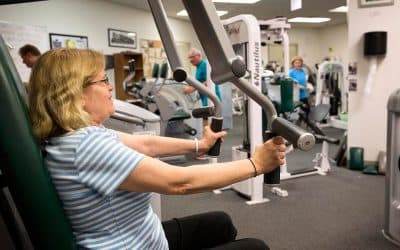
[184,48,222,107]
[184,48,223,160]
[18,44,41,92]
[19,44,41,68]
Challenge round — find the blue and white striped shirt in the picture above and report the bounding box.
[45,126,168,249]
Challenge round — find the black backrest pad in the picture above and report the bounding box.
[0,35,76,249]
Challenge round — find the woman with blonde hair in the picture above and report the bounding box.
[289,56,309,105]
[29,48,285,250]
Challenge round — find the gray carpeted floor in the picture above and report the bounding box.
[0,116,396,249]
[161,115,398,250]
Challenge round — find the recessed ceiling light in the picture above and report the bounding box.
[329,6,348,13]
[177,9,228,17]
[212,0,260,3]
[288,17,331,23]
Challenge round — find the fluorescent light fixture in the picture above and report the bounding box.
[290,0,302,11]
[288,17,331,23]
[329,6,348,13]
[212,0,260,3]
[177,9,228,17]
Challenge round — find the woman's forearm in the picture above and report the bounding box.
[120,137,284,195]
[117,132,206,157]
[120,157,257,195]
[146,135,206,157]
[176,159,256,194]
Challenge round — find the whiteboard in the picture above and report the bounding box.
[0,21,48,82]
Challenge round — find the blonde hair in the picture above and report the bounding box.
[29,48,105,142]
[291,56,303,67]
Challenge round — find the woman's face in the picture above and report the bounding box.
[81,70,115,126]
[293,59,303,69]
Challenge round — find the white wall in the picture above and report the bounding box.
[289,28,322,68]
[0,0,201,97]
[261,28,325,70]
[0,0,349,77]
[1,0,351,114]
[265,24,348,72]
[0,0,200,55]
[348,0,400,161]
[319,24,348,66]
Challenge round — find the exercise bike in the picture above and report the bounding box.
[124,60,197,138]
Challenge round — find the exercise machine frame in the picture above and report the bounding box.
[315,61,347,130]
[148,0,315,205]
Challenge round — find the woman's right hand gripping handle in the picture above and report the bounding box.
[251,136,286,175]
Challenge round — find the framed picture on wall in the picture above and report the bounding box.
[108,28,137,49]
[49,33,88,49]
[359,0,394,8]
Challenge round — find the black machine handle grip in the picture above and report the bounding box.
[208,117,223,156]
[263,131,280,185]
[263,118,315,185]
[192,106,215,119]
[271,117,315,151]
[398,156,400,172]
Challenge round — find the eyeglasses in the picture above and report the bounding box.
[188,54,200,59]
[84,76,110,88]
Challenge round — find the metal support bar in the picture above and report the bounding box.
[147,0,222,117]
[182,0,314,151]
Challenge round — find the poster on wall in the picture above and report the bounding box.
[108,28,136,49]
[348,61,358,92]
[49,33,88,49]
[349,62,357,75]
[0,21,48,82]
[349,78,358,91]
[359,0,394,8]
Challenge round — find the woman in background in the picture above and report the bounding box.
[289,56,309,106]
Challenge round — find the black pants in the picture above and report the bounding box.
[300,97,310,112]
[162,211,269,250]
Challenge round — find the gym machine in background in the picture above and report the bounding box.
[148,0,225,160]
[257,17,338,181]
[259,17,291,77]
[217,14,268,203]
[315,61,347,130]
[147,0,316,205]
[222,15,337,200]
[182,0,315,200]
[122,59,197,138]
[382,89,400,247]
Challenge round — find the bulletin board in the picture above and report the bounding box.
[140,38,191,78]
[0,21,48,82]
[140,39,166,77]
